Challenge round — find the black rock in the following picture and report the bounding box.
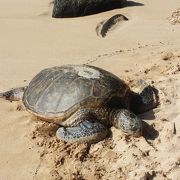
[52,0,126,18]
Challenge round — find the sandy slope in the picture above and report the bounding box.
[0,0,180,179]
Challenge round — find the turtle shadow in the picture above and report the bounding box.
[142,121,159,140]
[138,110,156,120]
[139,110,159,140]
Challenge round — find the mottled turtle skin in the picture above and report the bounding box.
[0,65,159,143]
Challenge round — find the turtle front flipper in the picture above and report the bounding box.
[0,86,27,101]
[130,80,159,114]
[56,120,108,144]
[111,109,142,136]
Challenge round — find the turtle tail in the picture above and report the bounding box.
[0,93,4,98]
[0,86,27,101]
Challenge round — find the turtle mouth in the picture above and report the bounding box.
[132,130,143,137]
[122,128,143,138]
[121,119,143,137]
[123,128,142,137]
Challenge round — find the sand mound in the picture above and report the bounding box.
[30,49,180,180]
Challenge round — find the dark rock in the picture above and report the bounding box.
[52,0,126,18]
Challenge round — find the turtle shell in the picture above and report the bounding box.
[23,65,129,123]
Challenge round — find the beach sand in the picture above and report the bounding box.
[0,0,180,179]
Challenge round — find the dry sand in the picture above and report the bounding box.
[0,0,180,179]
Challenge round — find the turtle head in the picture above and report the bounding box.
[111,109,142,137]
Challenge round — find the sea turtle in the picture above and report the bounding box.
[0,65,158,143]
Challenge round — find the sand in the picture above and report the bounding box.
[0,0,180,179]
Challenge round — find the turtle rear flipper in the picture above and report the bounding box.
[0,87,26,101]
[56,119,108,143]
